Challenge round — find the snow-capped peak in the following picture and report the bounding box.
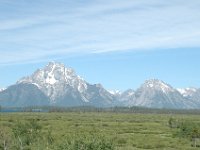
[43,61,76,85]
[177,88,197,97]
[142,79,174,93]
[17,62,88,102]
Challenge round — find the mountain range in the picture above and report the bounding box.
[0,62,199,109]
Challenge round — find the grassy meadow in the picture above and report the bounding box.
[1,111,200,150]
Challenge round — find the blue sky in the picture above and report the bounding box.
[0,0,200,90]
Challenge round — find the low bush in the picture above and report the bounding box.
[58,134,115,150]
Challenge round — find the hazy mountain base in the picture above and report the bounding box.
[2,106,200,115]
[1,112,200,150]
[0,83,115,108]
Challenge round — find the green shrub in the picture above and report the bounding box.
[175,121,200,147]
[58,134,115,150]
[11,119,55,150]
[168,117,178,128]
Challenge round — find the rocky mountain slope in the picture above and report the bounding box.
[117,79,197,109]
[0,62,114,107]
[0,62,200,109]
[177,88,200,107]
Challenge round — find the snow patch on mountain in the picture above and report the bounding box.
[177,88,197,97]
[109,90,122,95]
[17,62,88,103]
[46,63,57,85]
[120,79,195,109]
[0,88,6,92]
[143,79,175,94]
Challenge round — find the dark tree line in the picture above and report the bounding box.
[2,105,200,115]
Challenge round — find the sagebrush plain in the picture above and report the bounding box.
[1,112,200,150]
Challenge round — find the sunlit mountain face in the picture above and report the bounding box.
[0,62,200,109]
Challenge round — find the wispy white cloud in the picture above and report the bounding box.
[0,0,200,65]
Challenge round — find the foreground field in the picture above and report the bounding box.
[0,112,200,150]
